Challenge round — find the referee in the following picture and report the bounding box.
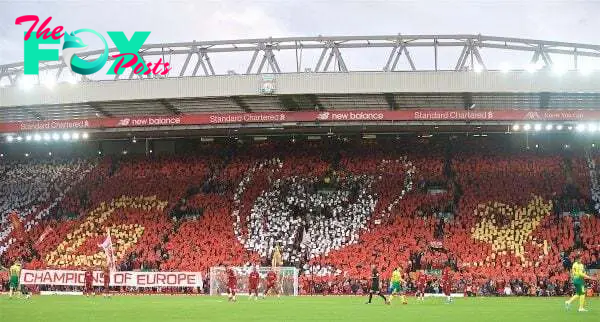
[366,265,389,305]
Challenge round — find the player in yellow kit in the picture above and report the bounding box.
[9,260,22,299]
[565,255,596,312]
[389,267,407,305]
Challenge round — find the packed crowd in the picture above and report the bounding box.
[161,192,259,273]
[579,215,600,267]
[442,147,580,290]
[0,159,95,257]
[1,139,599,296]
[299,144,447,282]
[587,154,600,214]
[41,196,166,268]
[244,175,377,264]
[0,155,215,269]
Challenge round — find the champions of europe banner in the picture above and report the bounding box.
[20,269,203,288]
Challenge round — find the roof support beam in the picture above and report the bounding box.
[530,45,553,68]
[315,41,348,72]
[4,35,600,81]
[190,48,215,76]
[384,39,416,71]
[246,43,282,75]
[455,39,486,71]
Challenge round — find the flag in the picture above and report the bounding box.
[301,228,311,247]
[9,211,24,237]
[99,230,116,271]
[35,226,54,245]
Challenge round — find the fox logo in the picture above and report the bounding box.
[61,29,109,75]
[317,112,330,121]
[117,118,131,126]
[62,32,88,72]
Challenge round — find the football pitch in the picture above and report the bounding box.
[2,295,599,322]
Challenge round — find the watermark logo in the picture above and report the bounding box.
[62,30,108,75]
[15,15,171,76]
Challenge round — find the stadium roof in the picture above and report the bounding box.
[3,34,600,81]
[1,35,600,135]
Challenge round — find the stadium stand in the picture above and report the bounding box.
[587,152,600,214]
[444,144,577,291]
[1,139,599,296]
[0,159,95,258]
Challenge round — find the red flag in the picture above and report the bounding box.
[9,211,24,237]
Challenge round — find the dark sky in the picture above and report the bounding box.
[1,0,598,70]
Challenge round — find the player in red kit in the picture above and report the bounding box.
[102,267,111,298]
[441,267,452,304]
[84,269,94,297]
[227,267,237,302]
[248,267,260,300]
[265,269,279,299]
[416,270,428,301]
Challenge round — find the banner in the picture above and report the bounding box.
[1,109,600,133]
[20,269,203,288]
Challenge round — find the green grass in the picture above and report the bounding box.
[2,295,599,322]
